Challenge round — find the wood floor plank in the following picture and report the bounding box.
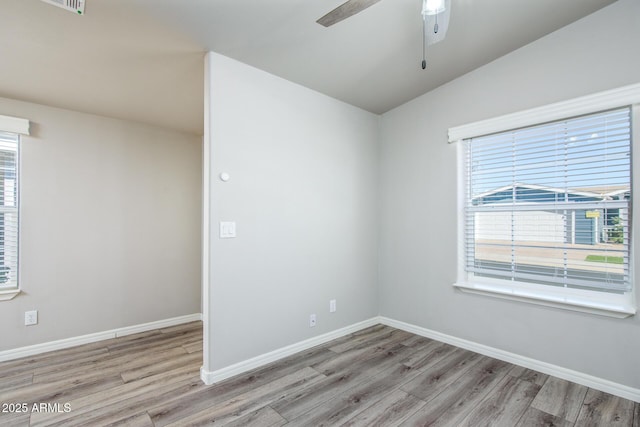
[400,356,513,426]
[322,325,389,351]
[30,362,200,426]
[634,402,640,427]
[456,375,540,427]
[340,388,425,427]
[0,371,33,393]
[0,372,124,409]
[327,328,414,356]
[285,362,423,427]
[271,344,408,420]
[312,328,421,377]
[328,326,398,353]
[400,339,457,371]
[33,346,188,384]
[400,334,434,348]
[34,340,190,389]
[106,329,201,356]
[214,405,287,427]
[0,346,110,379]
[182,340,203,354]
[508,365,549,386]
[400,347,483,402]
[102,411,154,427]
[310,345,380,377]
[531,376,588,422]
[0,412,30,427]
[119,351,201,383]
[147,346,333,427]
[46,373,203,427]
[107,326,200,349]
[515,407,574,427]
[574,388,636,427]
[162,367,325,427]
[271,341,429,421]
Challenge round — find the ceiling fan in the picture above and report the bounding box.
[40,0,85,15]
[316,0,384,27]
[317,0,451,69]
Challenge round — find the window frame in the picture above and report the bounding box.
[0,114,28,301]
[449,84,640,318]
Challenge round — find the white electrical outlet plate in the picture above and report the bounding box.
[309,314,317,327]
[329,299,337,313]
[25,310,38,326]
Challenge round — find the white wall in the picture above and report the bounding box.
[204,52,379,371]
[379,0,640,389]
[0,97,202,351]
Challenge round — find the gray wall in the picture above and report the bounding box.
[379,0,640,388]
[205,53,379,371]
[0,97,202,351]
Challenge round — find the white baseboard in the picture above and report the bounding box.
[379,316,640,403]
[0,313,202,363]
[200,317,380,385]
[8,311,637,404]
[113,313,202,338]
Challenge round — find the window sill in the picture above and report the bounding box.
[453,281,636,319]
[0,288,21,301]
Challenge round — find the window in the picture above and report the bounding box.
[450,84,640,317]
[0,131,19,292]
[0,114,27,301]
[466,107,631,291]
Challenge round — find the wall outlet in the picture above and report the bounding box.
[329,299,337,313]
[25,310,38,326]
[309,313,317,327]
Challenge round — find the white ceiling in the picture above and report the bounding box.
[0,0,617,135]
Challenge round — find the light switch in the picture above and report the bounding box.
[219,221,236,239]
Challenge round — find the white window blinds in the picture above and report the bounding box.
[464,107,631,293]
[0,131,19,290]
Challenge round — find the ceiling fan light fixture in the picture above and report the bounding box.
[420,0,450,69]
[422,0,445,16]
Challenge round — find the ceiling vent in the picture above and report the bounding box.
[40,0,85,15]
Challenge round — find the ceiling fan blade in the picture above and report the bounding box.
[316,0,384,27]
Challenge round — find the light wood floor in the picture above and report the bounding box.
[0,322,638,426]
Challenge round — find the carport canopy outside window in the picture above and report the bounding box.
[463,107,631,293]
